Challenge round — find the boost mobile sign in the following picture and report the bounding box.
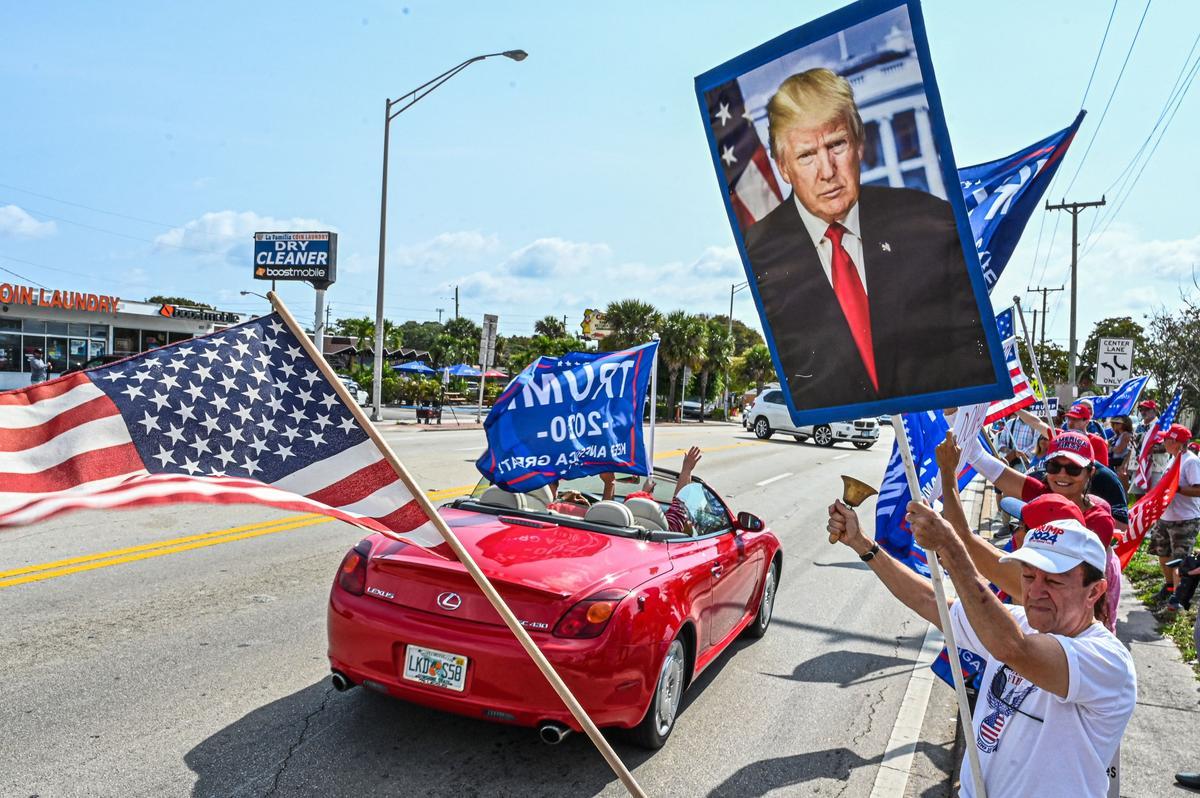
[253,232,337,288]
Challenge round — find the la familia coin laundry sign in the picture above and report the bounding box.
[0,283,120,313]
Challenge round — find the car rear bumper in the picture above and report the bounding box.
[327,587,657,731]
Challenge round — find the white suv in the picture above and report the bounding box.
[743,387,880,450]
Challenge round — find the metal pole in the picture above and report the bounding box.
[648,333,659,472]
[1014,297,1053,428]
[1046,198,1104,398]
[371,99,392,421]
[313,288,326,356]
[475,374,486,423]
[725,283,734,416]
[892,414,988,798]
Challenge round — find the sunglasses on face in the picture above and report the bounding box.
[1045,459,1087,477]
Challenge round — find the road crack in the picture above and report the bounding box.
[264,685,335,797]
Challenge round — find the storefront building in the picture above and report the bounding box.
[0,282,249,390]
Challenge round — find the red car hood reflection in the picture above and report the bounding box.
[382,508,672,597]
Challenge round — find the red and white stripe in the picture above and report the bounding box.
[731,147,782,229]
[1117,454,1182,569]
[985,348,1036,424]
[0,373,444,550]
[1132,427,1163,492]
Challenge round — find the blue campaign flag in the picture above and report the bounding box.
[959,112,1085,292]
[994,307,1015,342]
[475,342,658,492]
[1091,376,1150,419]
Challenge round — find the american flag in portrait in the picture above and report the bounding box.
[0,312,443,549]
[984,338,1035,424]
[705,79,783,229]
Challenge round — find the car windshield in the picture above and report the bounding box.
[463,469,728,537]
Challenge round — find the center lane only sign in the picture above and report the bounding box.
[476,342,658,491]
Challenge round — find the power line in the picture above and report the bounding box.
[0,182,182,229]
[1079,0,1121,108]
[1061,0,1154,196]
[0,253,154,290]
[0,199,226,257]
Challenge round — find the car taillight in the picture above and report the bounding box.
[337,540,372,596]
[553,589,628,639]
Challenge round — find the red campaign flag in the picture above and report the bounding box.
[0,311,445,552]
[1117,454,1183,570]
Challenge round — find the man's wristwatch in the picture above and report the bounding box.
[859,542,881,562]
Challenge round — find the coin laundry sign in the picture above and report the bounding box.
[253,231,337,288]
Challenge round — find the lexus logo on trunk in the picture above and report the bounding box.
[436,592,462,611]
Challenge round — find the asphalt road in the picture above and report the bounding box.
[0,422,934,798]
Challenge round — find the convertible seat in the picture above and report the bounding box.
[625,497,667,531]
[522,485,554,511]
[583,500,634,527]
[480,485,529,511]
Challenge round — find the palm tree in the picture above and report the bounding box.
[334,316,374,349]
[682,316,709,419]
[601,299,662,351]
[741,344,775,393]
[697,318,733,422]
[658,311,702,418]
[534,315,568,339]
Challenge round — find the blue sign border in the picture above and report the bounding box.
[693,0,1009,425]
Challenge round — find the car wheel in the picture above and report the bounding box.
[630,637,687,749]
[853,441,874,450]
[753,417,773,440]
[813,425,835,447]
[744,559,778,639]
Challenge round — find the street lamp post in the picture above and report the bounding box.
[724,281,749,416]
[371,50,528,421]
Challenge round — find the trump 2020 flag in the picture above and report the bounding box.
[1091,375,1150,419]
[960,112,1085,291]
[477,342,658,492]
[0,310,443,549]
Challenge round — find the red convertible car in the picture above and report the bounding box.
[326,467,781,748]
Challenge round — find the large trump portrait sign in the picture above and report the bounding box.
[695,0,1008,425]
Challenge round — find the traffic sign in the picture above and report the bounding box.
[479,314,498,369]
[1097,338,1133,387]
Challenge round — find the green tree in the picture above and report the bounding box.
[739,343,775,393]
[504,335,580,372]
[533,315,568,339]
[147,295,213,310]
[599,299,662,351]
[1080,316,1150,386]
[1147,299,1200,420]
[658,311,704,417]
[333,316,374,348]
[711,315,764,355]
[1018,340,1070,390]
[697,318,734,422]
[397,320,442,353]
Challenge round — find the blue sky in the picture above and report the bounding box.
[1,1,1196,347]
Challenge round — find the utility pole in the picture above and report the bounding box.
[1045,197,1105,395]
[436,307,445,324]
[454,286,460,320]
[1026,284,1064,349]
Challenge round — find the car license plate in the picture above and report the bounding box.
[403,644,469,692]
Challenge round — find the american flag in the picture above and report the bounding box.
[0,311,443,549]
[994,307,1015,340]
[984,338,1036,424]
[1117,454,1183,569]
[1133,387,1183,491]
[704,79,782,229]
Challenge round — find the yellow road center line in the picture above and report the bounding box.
[0,516,333,588]
[0,482,477,587]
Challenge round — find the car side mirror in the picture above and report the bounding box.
[736,511,764,532]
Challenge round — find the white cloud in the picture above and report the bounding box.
[391,231,501,271]
[0,205,56,238]
[499,238,610,278]
[154,210,335,265]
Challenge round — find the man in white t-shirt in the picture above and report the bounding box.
[828,500,1136,797]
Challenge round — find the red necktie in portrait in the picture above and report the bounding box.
[824,222,878,392]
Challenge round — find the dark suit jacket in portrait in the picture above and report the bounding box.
[744,184,994,413]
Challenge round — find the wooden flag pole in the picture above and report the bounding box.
[891,414,987,798]
[268,293,648,798]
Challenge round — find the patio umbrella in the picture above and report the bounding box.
[394,360,435,374]
[444,363,483,377]
[482,368,508,378]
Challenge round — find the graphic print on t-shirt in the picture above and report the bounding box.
[978,665,1039,754]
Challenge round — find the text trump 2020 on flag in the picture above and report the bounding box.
[477,342,658,492]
